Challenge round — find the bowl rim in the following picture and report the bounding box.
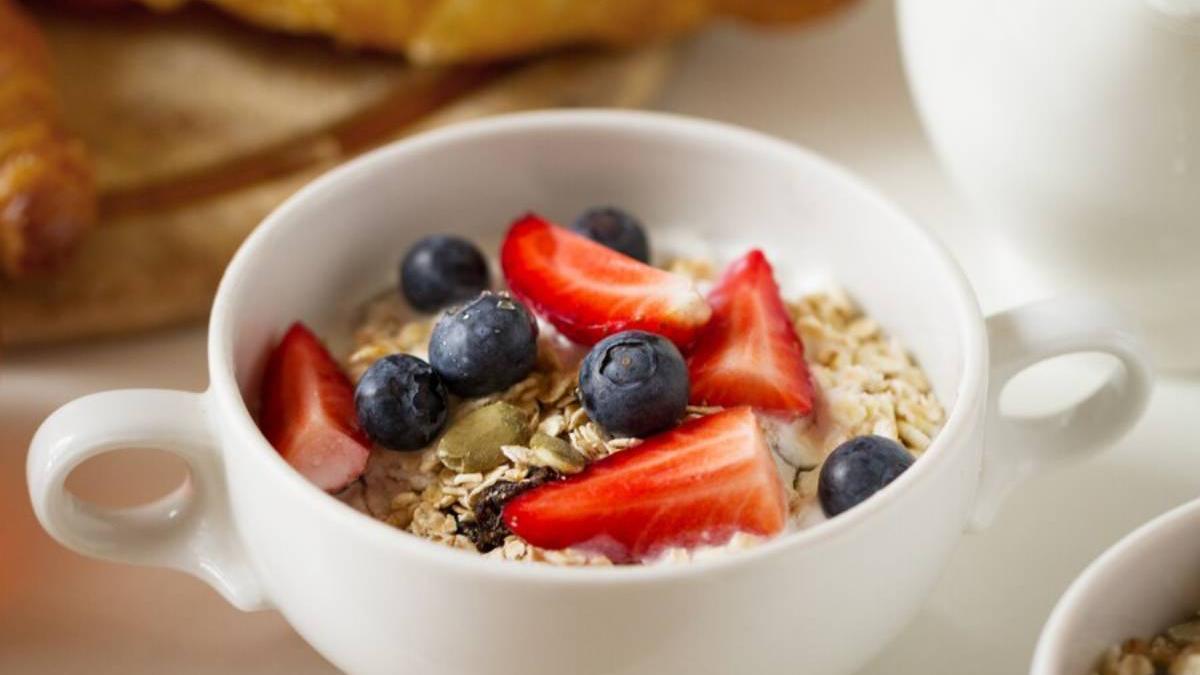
[207,109,987,584]
[1030,495,1200,674]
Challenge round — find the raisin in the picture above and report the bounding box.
[461,468,556,553]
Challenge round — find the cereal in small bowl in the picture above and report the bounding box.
[256,206,943,565]
[1092,613,1200,675]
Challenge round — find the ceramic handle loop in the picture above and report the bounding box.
[26,389,268,611]
[969,298,1154,529]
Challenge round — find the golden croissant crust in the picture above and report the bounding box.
[0,0,96,278]
[136,0,854,63]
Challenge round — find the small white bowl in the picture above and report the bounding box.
[27,111,1154,675]
[1032,497,1200,674]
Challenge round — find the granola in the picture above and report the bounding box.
[1093,613,1200,675]
[337,257,944,566]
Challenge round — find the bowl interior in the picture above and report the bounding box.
[215,110,980,527]
[1035,498,1200,674]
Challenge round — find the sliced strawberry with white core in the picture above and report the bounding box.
[500,214,711,348]
[687,250,814,416]
[259,322,370,492]
[502,406,787,562]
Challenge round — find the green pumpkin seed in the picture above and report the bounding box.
[501,433,588,474]
[529,432,588,474]
[1168,620,1200,645]
[437,402,532,473]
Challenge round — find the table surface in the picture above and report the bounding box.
[4,1,1198,673]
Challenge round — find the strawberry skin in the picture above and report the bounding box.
[259,322,370,492]
[500,214,711,348]
[502,407,787,562]
[687,250,814,416]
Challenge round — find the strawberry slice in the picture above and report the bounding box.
[259,322,370,492]
[500,214,711,347]
[687,250,814,416]
[502,407,787,562]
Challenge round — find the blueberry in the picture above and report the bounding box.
[429,292,539,397]
[579,330,688,437]
[818,435,914,517]
[569,206,650,263]
[400,235,490,312]
[355,354,448,451]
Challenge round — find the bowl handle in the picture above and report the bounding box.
[26,389,268,611]
[968,298,1154,530]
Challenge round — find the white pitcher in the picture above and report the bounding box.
[899,0,1200,370]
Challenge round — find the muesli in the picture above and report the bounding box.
[1093,613,1200,675]
[257,207,944,565]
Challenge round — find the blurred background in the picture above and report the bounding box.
[2,0,1198,672]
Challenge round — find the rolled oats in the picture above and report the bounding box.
[537,413,567,438]
[338,267,944,566]
[569,422,611,460]
[664,257,715,282]
[1094,614,1200,675]
[502,433,588,475]
[787,293,943,456]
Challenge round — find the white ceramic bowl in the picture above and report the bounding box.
[27,111,1154,675]
[1032,497,1200,675]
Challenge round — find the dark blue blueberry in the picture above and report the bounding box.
[355,354,448,451]
[569,206,650,263]
[579,330,688,437]
[400,235,490,312]
[429,292,539,397]
[818,435,914,517]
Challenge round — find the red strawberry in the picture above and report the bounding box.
[259,322,370,492]
[502,407,787,562]
[500,214,711,348]
[687,250,814,416]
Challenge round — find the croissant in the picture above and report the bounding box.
[0,0,847,280]
[133,0,854,63]
[0,0,95,278]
